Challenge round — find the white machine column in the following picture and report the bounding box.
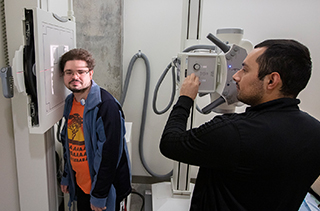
[4,0,76,210]
[11,93,58,210]
[152,1,202,210]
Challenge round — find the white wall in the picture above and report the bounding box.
[123,0,320,177]
[123,0,184,177]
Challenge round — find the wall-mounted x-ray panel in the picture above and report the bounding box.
[29,8,75,134]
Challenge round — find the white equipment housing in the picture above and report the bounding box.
[12,8,75,134]
[4,1,76,209]
[178,29,252,114]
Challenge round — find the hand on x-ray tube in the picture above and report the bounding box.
[180,73,200,100]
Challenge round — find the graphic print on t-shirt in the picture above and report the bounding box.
[67,100,91,194]
[68,113,87,162]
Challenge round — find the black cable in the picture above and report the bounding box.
[56,118,62,143]
[131,190,145,211]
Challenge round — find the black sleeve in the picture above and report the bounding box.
[91,97,122,199]
[160,96,240,169]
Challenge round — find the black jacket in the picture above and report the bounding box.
[160,96,320,211]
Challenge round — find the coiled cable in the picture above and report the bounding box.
[121,46,216,179]
[0,0,9,66]
[152,59,177,115]
[152,45,216,115]
[121,51,172,179]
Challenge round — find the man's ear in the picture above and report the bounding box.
[266,72,282,90]
[89,70,94,78]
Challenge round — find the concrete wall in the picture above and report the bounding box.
[74,0,122,100]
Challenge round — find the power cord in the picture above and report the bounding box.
[130,189,145,211]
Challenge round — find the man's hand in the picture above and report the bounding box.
[61,185,69,193]
[91,204,107,211]
[180,73,200,100]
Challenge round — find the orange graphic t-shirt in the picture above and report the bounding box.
[68,98,91,194]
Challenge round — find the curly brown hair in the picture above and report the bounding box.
[59,48,96,73]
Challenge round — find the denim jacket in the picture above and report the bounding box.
[61,80,131,210]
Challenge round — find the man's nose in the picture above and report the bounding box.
[71,72,80,78]
[233,71,240,82]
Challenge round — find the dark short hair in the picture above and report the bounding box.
[255,39,312,98]
[59,48,95,73]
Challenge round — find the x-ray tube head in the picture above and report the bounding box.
[177,29,252,114]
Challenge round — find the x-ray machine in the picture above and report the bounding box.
[3,0,76,210]
[151,1,252,210]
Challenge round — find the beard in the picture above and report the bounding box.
[237,93,263,107]
[67,80,90,93]
[69,87,89,93]
[236,81,264,107]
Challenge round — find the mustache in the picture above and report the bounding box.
[69,79,81,84]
